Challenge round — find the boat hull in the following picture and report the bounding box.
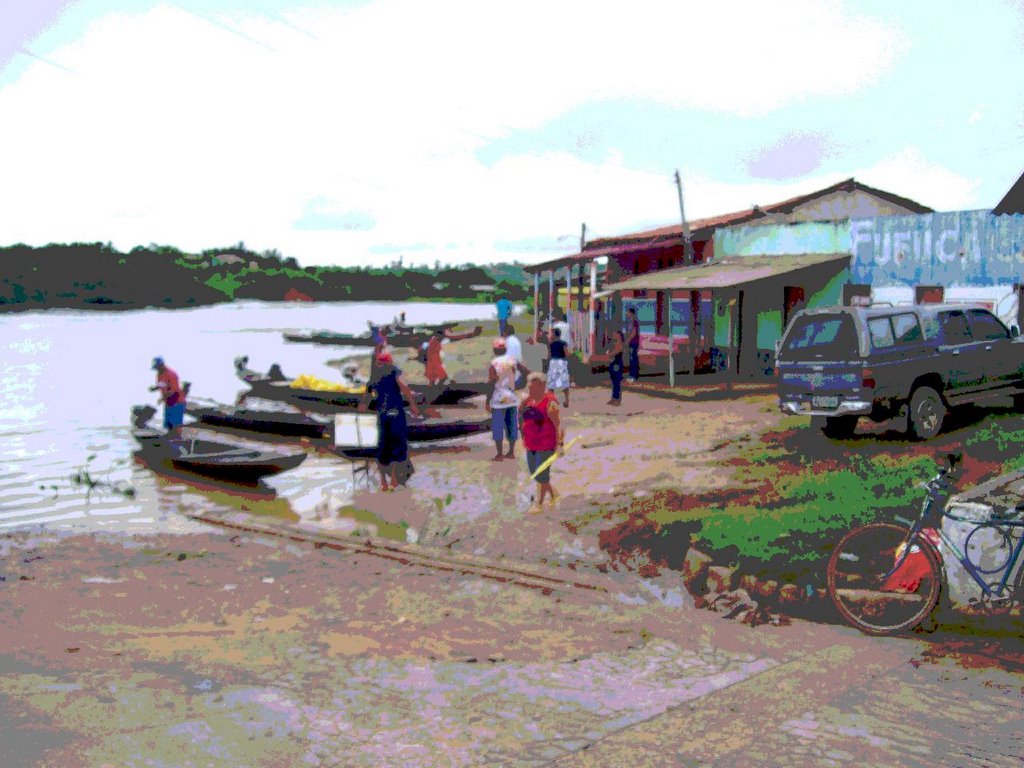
[132,430,307,485]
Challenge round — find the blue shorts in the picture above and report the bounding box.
[164,402,185,430]
[491,406,518,443]
[526,449,555,484]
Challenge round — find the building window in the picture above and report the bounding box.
[915,285,945,304]
[843,283,871,306]
[783,286,806,327]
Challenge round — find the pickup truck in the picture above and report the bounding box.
[776,303,1024,439]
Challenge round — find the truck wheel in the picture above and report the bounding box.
[822,415,858,439]
[908,386,945,440]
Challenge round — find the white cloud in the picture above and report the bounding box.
[0,0,907,266]
[853,148,982,211]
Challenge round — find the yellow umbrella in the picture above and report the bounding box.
[529,437,580,481]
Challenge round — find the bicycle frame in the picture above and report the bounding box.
[892,468,1024,602]
[933,518,1024,601]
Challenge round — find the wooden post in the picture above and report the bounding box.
[589,260,597,361]
[533,271,540,341]
[578,223,587,312]
[548,270,555,341]
[667,289,675,387]
[564,266,572,333]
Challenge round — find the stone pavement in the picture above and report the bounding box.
[554,628,1024,768]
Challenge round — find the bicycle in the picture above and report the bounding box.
[826,452,1024,635]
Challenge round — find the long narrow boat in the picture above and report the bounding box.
[186,401,490,444]
[132,428,307,485]
[284,330,433,347]
[283,325,482,348]
[234,358,488,411]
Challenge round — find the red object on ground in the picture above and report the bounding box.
[881,528,942,593]
[284,288,314,302]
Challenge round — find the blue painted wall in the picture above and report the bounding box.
[716,211,1024,288]
[850,210,1024,286]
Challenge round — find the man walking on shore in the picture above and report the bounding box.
[486,338,529,461]
[521,372,565,513]
[626,307,641,382]
[496,295,512,337]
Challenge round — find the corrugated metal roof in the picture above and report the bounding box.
[525,178,930,274]
[588,178,931,248]
[523,240,680,274]
[604,253,850,292]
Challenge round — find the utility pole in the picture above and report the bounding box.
[577,222,587,312]
[675,170,696,387]
[674,170,695,264]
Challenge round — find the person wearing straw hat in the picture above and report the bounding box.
[520,372,565,514]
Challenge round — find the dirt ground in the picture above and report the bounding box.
[0,527,822,767]
[335,386,783,580]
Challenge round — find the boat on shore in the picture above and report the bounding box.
[283,325,482,348]
[234,356,489,411]
[130,407,306,485]
[186,400,490,445]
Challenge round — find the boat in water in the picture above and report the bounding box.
[131,406,307,485]
[186,399,490,445]
[283,324,482,348]
[233,356,488,411]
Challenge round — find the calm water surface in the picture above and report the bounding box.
[0,301,493,534]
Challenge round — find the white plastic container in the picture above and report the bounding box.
[943,472,1024,609]
[334,413,379,448]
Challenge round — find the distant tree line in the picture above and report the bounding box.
[0,242,531,311]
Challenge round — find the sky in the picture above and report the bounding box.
[1,0,1023,268]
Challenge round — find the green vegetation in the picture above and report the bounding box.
[0,242,531,310]
[641,418,1024,585]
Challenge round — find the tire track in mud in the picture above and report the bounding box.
[186,513,614,599]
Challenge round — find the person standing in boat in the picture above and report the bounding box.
[359,350,421,492]
[425,330,448,386]
[149,356,186,431]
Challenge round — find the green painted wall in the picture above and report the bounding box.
[753,268,851,350]
[713,298,730,346]
[757,309,783,349]
[808,268,849,308]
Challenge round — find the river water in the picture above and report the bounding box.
[0,301,494,534]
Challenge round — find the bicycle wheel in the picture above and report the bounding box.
[827,523,942,635]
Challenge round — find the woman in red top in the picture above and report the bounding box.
[520,372,565,514]
[424,330,448,385]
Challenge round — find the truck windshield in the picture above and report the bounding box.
[782,314,859,361]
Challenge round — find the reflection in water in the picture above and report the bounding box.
[150,472,299,524]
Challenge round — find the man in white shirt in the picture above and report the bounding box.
[552,313,572,350]
[503,323,523,364]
